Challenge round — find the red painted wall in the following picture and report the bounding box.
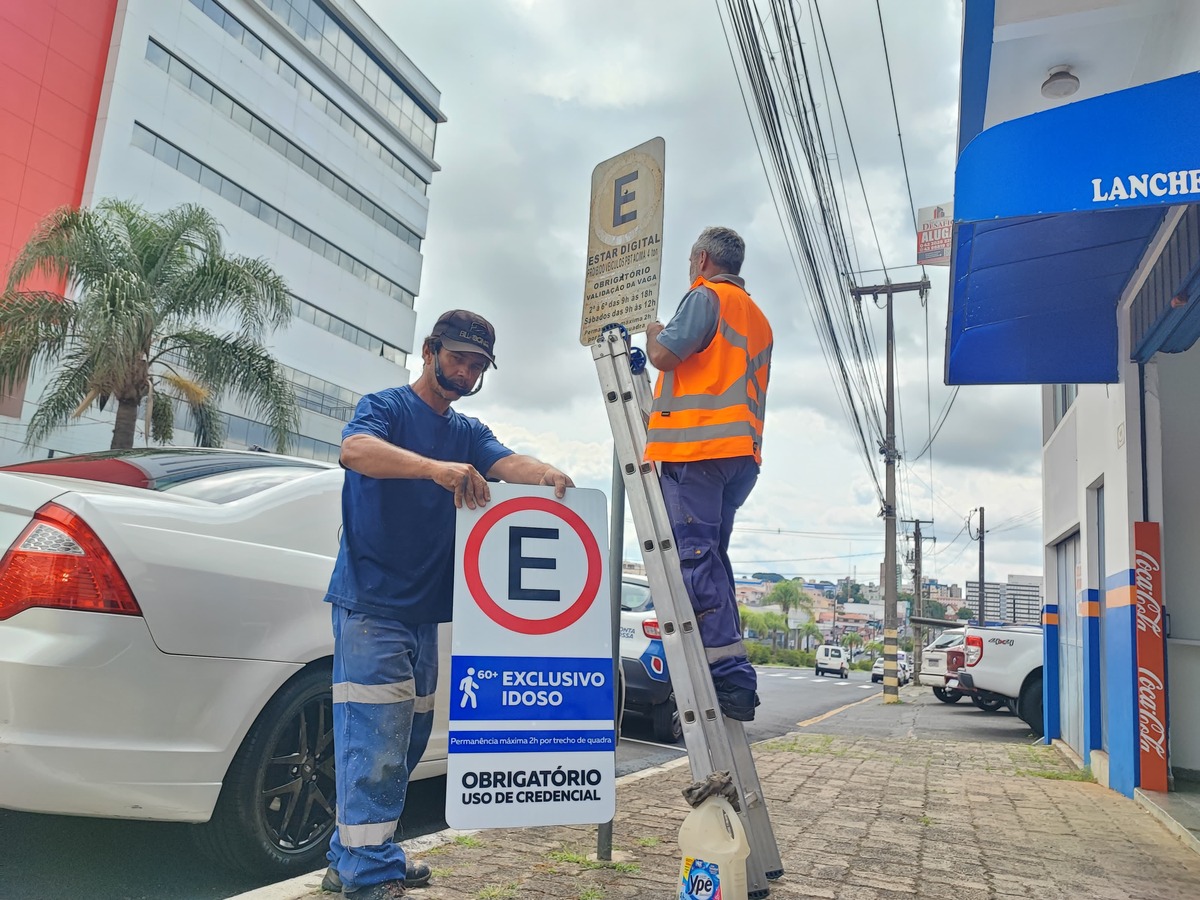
[0,0,119,415]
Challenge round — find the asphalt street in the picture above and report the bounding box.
[0,665,881,900]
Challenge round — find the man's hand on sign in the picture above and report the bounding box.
[435,461,491,509]
[538,465,575,499]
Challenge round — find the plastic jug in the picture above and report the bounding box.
[677,795,749,900]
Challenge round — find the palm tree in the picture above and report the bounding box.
[765,580,813,649]
[0,200,299,451]
[799,621,824,651]
[841,631,863,654]
[760,611,788,650]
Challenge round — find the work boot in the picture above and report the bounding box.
[713,681,761,722]
[345,881,406,900]
[404,860,432,888]
[321,867,342,892]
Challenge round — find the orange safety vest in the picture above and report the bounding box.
[645,277,772,464]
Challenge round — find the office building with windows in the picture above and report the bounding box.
[0,0,442,462]
[965,576,1042,626]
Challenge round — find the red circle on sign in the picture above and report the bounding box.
[463,496,602,635]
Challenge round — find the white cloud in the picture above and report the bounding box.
[360,0,1045,589]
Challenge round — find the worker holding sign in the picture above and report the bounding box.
[322,310,573,900]
[644,227,773,723]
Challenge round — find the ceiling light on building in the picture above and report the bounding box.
[1041,65,1080,100]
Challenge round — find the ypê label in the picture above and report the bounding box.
[679,858,722,900]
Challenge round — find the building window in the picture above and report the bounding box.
[1053,384,1077,426]
[184,0,428,193]
[132,123,416,307]
[279,364,361,421]
[290,295,407,368]
[173,406,342,463]
[254,0,438,156]
[146,39,422,250]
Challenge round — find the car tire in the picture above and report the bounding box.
[1018,673,1044,737]
[651,701,683,744]
[971,695,1005,713]
[815,668,822,676]
[193,664,336,876]
[871,675,880,684]
[841,668,848,679]
[933,687,964,704]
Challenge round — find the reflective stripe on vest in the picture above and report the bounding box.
[645,277,772,464]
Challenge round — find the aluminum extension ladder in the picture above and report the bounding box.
[592,329,783,899]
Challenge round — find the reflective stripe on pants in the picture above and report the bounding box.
[327,604,438,892]
[659,457,759,692]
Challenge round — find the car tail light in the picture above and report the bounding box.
[945,649,964,673]
[0,502,141,621]
[965,635,983,667]
[642,618,661,640]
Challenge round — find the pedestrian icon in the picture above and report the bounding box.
[459,667,480,708]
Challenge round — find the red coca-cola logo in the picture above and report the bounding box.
[1135,549,1164,638]
[1137,667,1167,760]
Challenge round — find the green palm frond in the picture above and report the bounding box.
[160,253,290,339]
[166,327,299,452]
[189,396,226,448]
[0,291,79,392]
[25,352,96,447]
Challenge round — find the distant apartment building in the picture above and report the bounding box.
[734,577,769,606]
[0,0,443,462]
[965,575,1044,625]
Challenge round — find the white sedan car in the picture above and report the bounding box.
[0,448,452,877]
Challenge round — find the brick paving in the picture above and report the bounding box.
[251,694,1200,900]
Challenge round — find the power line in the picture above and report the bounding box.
[874,0,924,278]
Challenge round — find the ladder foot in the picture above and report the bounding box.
[749,889,770,899]
[766,868,785,880]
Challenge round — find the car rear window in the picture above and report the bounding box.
[2,449,327,503]
[621,581,653,612]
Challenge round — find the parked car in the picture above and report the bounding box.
[871,653,911,685]
[955,623,1044,735]
[0,449,360,876]
[618,576,681,743]
[919,628,965,702]
[815,643,849,678]
[0,448,630,876]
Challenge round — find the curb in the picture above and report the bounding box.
[229,754,694,900]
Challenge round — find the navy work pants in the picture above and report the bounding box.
[659,456,759,692]
[327,604,438,892]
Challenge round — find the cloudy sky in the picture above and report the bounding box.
[359,0,1044,591]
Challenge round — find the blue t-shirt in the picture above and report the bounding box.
[324,385,513,623]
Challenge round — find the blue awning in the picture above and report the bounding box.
[946,47,1200,384]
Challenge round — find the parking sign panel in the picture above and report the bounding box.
[447,484,614,829]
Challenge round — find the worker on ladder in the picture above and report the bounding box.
[643,226,773,722]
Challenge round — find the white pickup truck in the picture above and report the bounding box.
[952,624,1044,736]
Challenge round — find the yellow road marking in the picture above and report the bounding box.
[795,691,880,728]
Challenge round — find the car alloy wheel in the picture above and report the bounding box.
[194,665,336,875]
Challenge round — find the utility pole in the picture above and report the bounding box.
[977,506,986,623]
[904,518,934,679]
[851,277,930,704]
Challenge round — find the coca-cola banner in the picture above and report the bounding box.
[1134,521,1168,792]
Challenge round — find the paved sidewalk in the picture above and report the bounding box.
[239,693,1200,900]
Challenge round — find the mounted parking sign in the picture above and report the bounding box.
[446,484,614,829]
